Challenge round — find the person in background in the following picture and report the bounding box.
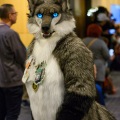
[83,24,110,103]
[110,43,120,72]
[115,25,120,44]
[93,64,105,105]
[21,86,30,107]
[0,4,26,120]
[116,25,120,37]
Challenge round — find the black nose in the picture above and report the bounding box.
[42,24,50,32]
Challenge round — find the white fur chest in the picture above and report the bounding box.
[23,39,65,120]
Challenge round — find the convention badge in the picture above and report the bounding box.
[32,82,39,92]
[22,70,30,83]
[32,70,42,92]
[32,61,46,92]
[22,56,34,83]
[26,62,31,69]
[24,71,29,81]
[25,56,33,69]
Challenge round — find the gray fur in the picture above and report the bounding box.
[27,0,71,17]
[53,32,96,96]
[53,32,116,120]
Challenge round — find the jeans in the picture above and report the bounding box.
[0,85,23,120]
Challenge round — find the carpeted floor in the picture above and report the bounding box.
[105,71,120,120]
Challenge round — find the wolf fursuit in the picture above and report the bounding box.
[22,0,116,120]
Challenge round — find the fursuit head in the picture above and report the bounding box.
[22,0,116,120]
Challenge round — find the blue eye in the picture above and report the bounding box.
[52,12,59,18]
[37,13,43,18]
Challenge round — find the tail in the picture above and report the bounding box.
[95,102,116,120]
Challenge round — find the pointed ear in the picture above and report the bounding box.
[35,0,44,6]
[54,0,70,12]
[61,0,67,12]
[27,0,44,17]
[27,0,34,16]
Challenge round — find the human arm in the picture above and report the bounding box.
[6,31,26,69]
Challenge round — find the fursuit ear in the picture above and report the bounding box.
[27,0,44,17]
[54,0,71,12]
[62,0,71,12]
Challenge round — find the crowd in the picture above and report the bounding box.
[83,6,120,106]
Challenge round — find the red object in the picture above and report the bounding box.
[87,24,102,37]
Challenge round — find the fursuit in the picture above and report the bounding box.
[22,0,116,120]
